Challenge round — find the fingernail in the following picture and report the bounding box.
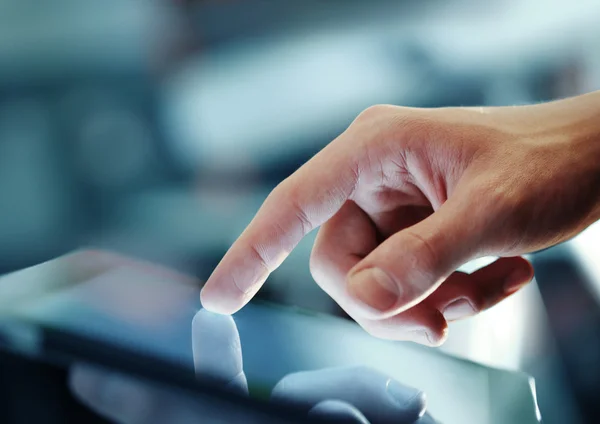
[442,298,476,321]
[504,267,533,293]
[418,329,435,346]
[386,379,425,408]
[347,268,399,312]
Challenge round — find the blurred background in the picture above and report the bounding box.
[1,0,600,422]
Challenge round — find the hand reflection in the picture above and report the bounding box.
[69,309,438,424]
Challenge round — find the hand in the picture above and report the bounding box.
[201,92,600,345]
[70,309,436,423]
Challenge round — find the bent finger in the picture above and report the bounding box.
[310,202,447,345]
[425,256,534,321]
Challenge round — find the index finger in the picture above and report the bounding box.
[200,140,360,314]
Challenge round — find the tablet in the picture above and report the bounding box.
[0,250,540,424]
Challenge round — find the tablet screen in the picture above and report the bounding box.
[0,251,539,424]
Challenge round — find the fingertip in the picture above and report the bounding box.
[414,309,449,347]
[415,308,449,347]
[199,284,242,315]
[427,324,449,347]
[409,328,447,347]
[429,257,534,323]
[198,300,236,316]
[503,258,534,293]
[192,307,237,329]
[201,251,271,315]
[472,256,534,294]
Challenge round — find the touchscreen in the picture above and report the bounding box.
[0,251,539,424]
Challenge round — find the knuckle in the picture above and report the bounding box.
[355,105,448,145]
[352,105,405,139]
[356,104,394,121]
[271,180,314,237]
[289,198,313,236]
[248,243,271,273]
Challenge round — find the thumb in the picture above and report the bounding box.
[347,194,489,320]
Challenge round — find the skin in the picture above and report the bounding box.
[201,91,600,346]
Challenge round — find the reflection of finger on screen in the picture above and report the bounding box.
[191,308,248,393]
[309,400,370,424]
[415,413,440,424]
[69,365,257,424]
[69,365,163,424]
[271,366,425,424]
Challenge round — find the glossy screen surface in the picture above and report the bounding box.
[0,255,539,424]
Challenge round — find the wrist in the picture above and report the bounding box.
[560,93,600,226]
[516,92,600,235]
